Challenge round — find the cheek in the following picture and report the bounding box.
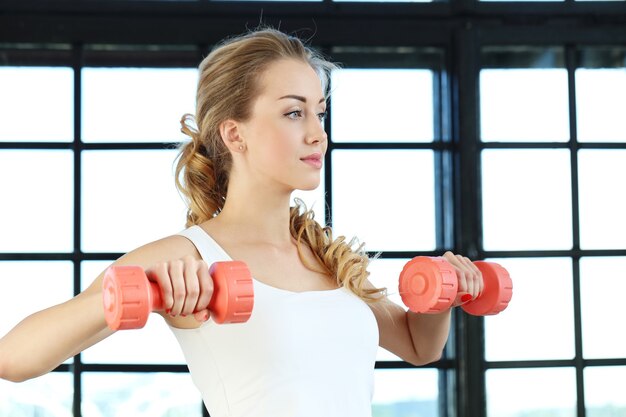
[268,125,300,152]
[257,132,293,164]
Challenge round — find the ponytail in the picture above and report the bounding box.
[175,113,229,227]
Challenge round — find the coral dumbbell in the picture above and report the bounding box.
[399,256,512,316]
[102,261,254,330]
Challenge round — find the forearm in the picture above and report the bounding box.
[0,290,112,382]
[407,308,452,364]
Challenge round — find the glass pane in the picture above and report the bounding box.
[230,0,320,2]
[0,67,73,142]
[0,150,73,253]
[337,0,433,2]
[291,167,325,226]
[372,369,439,417]
[331,69,434,142]
[367,258,411,362]
[578,150,626,250]
[80,261,187,364]
[81,150,188,253]
[481,149,573,251]
[82,373,201,417]
[580,257,626,359]
[585,366,626,416]
[486,368,577,417]
[484,258,575,361]
[0,372,73,417]
[332,150,436,252]
[0,262,74,365]
[576,69,626,142]
[481,0,564,2]
[480,69,569,142]
[82,68,197,143]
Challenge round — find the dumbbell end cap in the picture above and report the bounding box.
[462,261,513,316]
[209,261,255,324]
[102,266,151,330]
[399,257,458,314]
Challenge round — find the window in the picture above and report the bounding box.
[2,6,624,417]
[480,45,626,417]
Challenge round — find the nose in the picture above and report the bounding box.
[306,117,328,145]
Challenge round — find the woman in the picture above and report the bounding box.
[0,27,483,416]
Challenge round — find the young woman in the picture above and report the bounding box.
[0,27,483,416]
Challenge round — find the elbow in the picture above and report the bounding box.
[410,349,443,367]
[0,350,30,383]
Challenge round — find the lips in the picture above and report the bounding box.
[300,152,323,169]
[301,152,322,161]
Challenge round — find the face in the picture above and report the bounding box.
[237,58,328,192]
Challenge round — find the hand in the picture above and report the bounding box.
[145,255,213,322]
[442,251,484,307]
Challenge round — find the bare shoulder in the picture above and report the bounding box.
[114,234,202,269]
[82,233,201,295]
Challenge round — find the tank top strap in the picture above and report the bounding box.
[177,225,233,264]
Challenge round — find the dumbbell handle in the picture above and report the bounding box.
[399,256,513,316]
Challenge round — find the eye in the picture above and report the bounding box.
[285,110,303,120]
[317,111,328,123]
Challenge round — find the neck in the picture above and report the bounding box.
[213,184,294,247]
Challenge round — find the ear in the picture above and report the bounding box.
[219,119,246,153]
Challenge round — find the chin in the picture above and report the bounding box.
[296,178,322,191]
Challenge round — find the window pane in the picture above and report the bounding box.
[367,258,411,362]
[486,368,577,417]
[331,69,434,142]
[481,0,564,2]
[82,373,201,417]
[372,369,438,417]
[485,258,574,361]
[230,0,320,2]
[80,261,187,364]
[81,150,187,253]
[0,372,73,417]
[0,150,74,253]
[480,69,569,142]
[578,150,626,250]
[0,67,73,142]
[576,69,626,142]
[337,0,433,3]
[585,366,626,416]
[0,261,74,365]
[82,68,196,143]
[580,257,626,359]
[332,150,436,252]
[481,149,573,251]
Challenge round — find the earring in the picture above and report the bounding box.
[238,145,244,151]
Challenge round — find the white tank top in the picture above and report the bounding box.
[169,225,380,417]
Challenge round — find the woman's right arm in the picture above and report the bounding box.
[0,234,204,383]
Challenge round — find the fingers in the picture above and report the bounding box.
[195,260,214,313]
[146,261,174,312]
[442,251,483,306]
[145,256,214,321]
[181,258,200,316]
[169,259,186,316]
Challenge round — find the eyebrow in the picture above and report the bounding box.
[278,94,326,104]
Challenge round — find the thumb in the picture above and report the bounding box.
[453,292,473,307]
[193,309,211,323]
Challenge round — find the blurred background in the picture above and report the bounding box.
[0,0,625,416]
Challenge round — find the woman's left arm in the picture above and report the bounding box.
[367,251,483,366]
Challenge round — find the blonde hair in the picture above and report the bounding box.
[175,27,386,304]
